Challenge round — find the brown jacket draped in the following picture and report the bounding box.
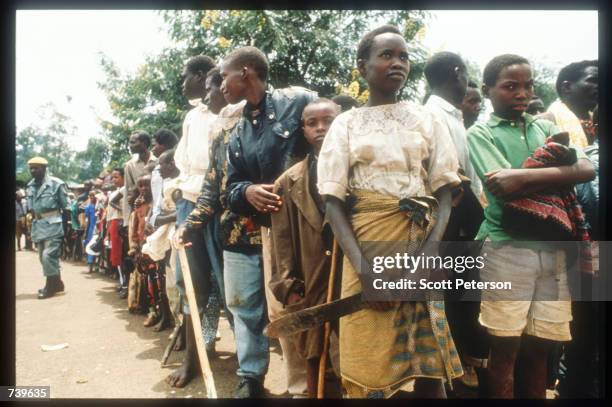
[269,155,335,360]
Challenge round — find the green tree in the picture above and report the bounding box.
[74,137,111,181]
[97,48,188,170]
[16,103,80,183]
[16,126,45,183]
[97,10,431,163]
[462,57,483,85]
[162,10,429,97]
[532,62,558,108]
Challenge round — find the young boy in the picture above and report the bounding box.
[269,98,341,397]
[423,52,486,392]
[141,150,180,332]
[221,46,317,397]
[466,54,595,398]
[461,80,482,129]
[127,175,153,315]
[108,168,127,295]
[83,191,98,273]
[169,55,220,388]
[526,96,545,115]
[173,68,254,389]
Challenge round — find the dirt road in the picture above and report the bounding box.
[15,249,287,398]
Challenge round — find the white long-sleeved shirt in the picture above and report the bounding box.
[174,101,218,203]
[148,164,163,227]
[425,95,483,199]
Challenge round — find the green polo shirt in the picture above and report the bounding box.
[466,112,587,246]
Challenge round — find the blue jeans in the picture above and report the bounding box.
[175,198,222,345]
[223,249,269,379]
[204,216,234,329]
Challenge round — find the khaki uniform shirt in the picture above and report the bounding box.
[26,174,68,242]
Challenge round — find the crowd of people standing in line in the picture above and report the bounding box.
[18,23,600,399]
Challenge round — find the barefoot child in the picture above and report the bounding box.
[269,98,341,397]
[141,149,180,332]
[83,191,98,273]
[127,175,153,314]
[317,25,464,398]
[466,54,595,398]
[108,168,127,294]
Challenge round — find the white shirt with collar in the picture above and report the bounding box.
[174,100,218,203]
[424,94,483,199]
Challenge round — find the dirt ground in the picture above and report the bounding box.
[15,248,288,399]
[15,246,556,400]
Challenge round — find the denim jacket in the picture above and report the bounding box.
[226,86,318,227]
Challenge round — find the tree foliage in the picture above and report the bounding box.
[462,57,483,85]
[16,103,80,183]
[162,10,429,97]
[97,48,188,169]
[532,62,558,108]
[97,10,430,164]
[74,137,111,181]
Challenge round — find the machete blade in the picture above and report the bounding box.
[264,293,364,338]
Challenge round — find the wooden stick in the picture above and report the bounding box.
[178,246,217,398]
[317,239,339,399]
[161,317,183,368]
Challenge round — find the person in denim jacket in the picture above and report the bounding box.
[221,46,317,398]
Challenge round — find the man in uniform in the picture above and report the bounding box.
[25,156,69,299]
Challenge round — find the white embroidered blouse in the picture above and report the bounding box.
[317,102,461,201]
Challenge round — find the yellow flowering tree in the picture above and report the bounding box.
[98,10,431,164]
[160,10,429,98]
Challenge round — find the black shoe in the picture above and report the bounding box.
[233,377,264,398]
[38,287,57,299]
[55,278,65,292]
[38,277,51,295]
[38,277,59,299]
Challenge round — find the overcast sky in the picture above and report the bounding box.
[16,10,598,151]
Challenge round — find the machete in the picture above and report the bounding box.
[264,293,364,338]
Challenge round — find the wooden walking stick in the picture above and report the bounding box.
[178,245,217,398]
[161,317,183,367]
[317,239,339,398]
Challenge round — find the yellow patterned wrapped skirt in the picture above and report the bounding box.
[339,190,463,398]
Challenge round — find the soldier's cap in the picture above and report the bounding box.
[27,156,48,166]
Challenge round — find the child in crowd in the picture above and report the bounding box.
[526,96,545,115]
[141,149,180,332]
[83,191,98,273]
[270,98,342,397]
[461,80,482,129]
[317,25,463,398]
[108,168,127,296]
[466,54,595,398]
[221,45,317,398]
[127,175,153,314]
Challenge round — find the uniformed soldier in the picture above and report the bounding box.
[26,156,69,299]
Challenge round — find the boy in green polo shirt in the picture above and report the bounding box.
[466,54,595,398]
